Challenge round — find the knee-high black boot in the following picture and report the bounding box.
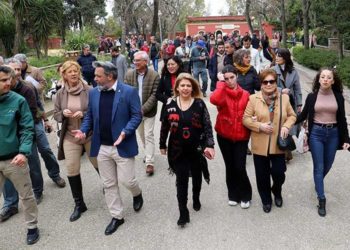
[68,175,87,222]
[176,180,190,227]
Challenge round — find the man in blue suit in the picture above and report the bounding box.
[73,61,143,236]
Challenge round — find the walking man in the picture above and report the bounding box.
[125,51,159,176]
[0,66,40,245]
[111,46,128,83]
[190,39,209,96]
[208,41,225,91]
[73,61,143,235]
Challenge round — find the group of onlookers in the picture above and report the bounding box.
[0,29,348,245]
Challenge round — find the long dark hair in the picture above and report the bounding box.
[161,55,184,77]
[312,67,343,93]
[276,48,294,73]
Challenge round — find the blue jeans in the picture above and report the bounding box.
[152,58,158,72]
[309,125,339,199]
[35,122,60,181]
[2,141,43,209]
[193,67,208,94]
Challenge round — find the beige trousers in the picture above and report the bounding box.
[137,116,155,166]
[63,139,98,176]
[97,145,141,219]
[0,160,38,229]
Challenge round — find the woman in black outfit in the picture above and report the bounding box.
[160,73,215,227]
[156,55,184,121]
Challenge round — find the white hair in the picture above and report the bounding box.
[134,51,149,62]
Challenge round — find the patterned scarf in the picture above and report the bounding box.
[234,63,251,75]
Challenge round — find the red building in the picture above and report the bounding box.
[186,16,274,38]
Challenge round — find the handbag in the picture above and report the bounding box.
[277,94,296,151]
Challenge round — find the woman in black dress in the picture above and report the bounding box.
[160,73,215,227]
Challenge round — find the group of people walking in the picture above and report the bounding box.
[0,32,349,245]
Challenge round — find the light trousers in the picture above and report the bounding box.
[137,116,156,166]
[97,145,141,219]
[63,139,98,176]
[0,160,38,229]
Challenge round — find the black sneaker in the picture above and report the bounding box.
[0,207,18,222]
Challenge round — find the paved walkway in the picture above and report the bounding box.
[1,63,350,249]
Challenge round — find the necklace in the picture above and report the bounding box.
[178,96,193,111]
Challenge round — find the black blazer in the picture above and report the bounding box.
[156,72,182,121]
[296,90,350,148]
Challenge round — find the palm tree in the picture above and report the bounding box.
[27,0,63,58]
[11,0,34,53]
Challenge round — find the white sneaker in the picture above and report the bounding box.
[240,201,250,209]
[228,200,238,206]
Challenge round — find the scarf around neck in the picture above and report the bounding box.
[66,81,84,95]
[234,63,251,75]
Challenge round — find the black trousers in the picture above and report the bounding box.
[217,135,251,202]
[253,154,286,205]
[173,151,202,210]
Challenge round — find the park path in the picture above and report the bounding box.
[1,62,350,250]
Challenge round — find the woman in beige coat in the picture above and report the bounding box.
[54,60,98,222]
[243,69,296,213]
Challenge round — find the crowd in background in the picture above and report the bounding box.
[0,28,347,246]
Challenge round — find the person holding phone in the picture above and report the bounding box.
[160,73,215,227]
[210,65,252,209]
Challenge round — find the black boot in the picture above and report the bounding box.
[68,175,87,222]
[193,192,201,211]
[177,208,190,227]
[318,198,326,217]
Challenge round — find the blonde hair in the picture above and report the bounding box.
[60,60,83,85]
[173,73,203,98]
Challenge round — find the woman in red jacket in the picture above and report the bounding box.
[210,64,252,208]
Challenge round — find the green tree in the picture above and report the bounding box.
[11,0,34,53]
[0,1,15,56]
[313,0,350,59]
[27,0,63,58]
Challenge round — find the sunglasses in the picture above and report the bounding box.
[262,80,276,85]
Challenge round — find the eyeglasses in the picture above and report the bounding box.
[262,80,276,85]
[224,76,235,81]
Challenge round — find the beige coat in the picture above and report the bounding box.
[243,91,296,156]
[124,68,160,117]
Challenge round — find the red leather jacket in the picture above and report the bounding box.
[210,81,250,141]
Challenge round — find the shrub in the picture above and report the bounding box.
[337,57,350,87]
[42,67,60,90]
[65,27,99,52]
[28,56,64,68]
[292,47,338,70]
[292,46,350,87]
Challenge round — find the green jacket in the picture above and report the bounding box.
[0,91,34,159]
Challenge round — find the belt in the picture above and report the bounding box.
[314,123,337,128]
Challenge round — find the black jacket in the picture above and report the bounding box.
[296,90,350,148]
[235,66,260,95]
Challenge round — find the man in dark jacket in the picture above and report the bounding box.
[0,66,40,245]
[223,40,235,66]
[208,41,225,91]
[77,44,97,86]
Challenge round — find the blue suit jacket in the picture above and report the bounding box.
[80,82,142,158]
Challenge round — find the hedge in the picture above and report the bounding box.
[292,46,350,87]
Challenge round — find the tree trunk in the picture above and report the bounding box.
[280,0,287,48]
[13,14,23,54]
[245,0,254,35]
[337,32,344,61]
[302,0,310,49]
[151,0,159,36]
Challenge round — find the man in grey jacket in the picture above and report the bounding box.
[111,46,128,83]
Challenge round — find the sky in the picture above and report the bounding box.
[205,0,228,16]
[106,0,229,17]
